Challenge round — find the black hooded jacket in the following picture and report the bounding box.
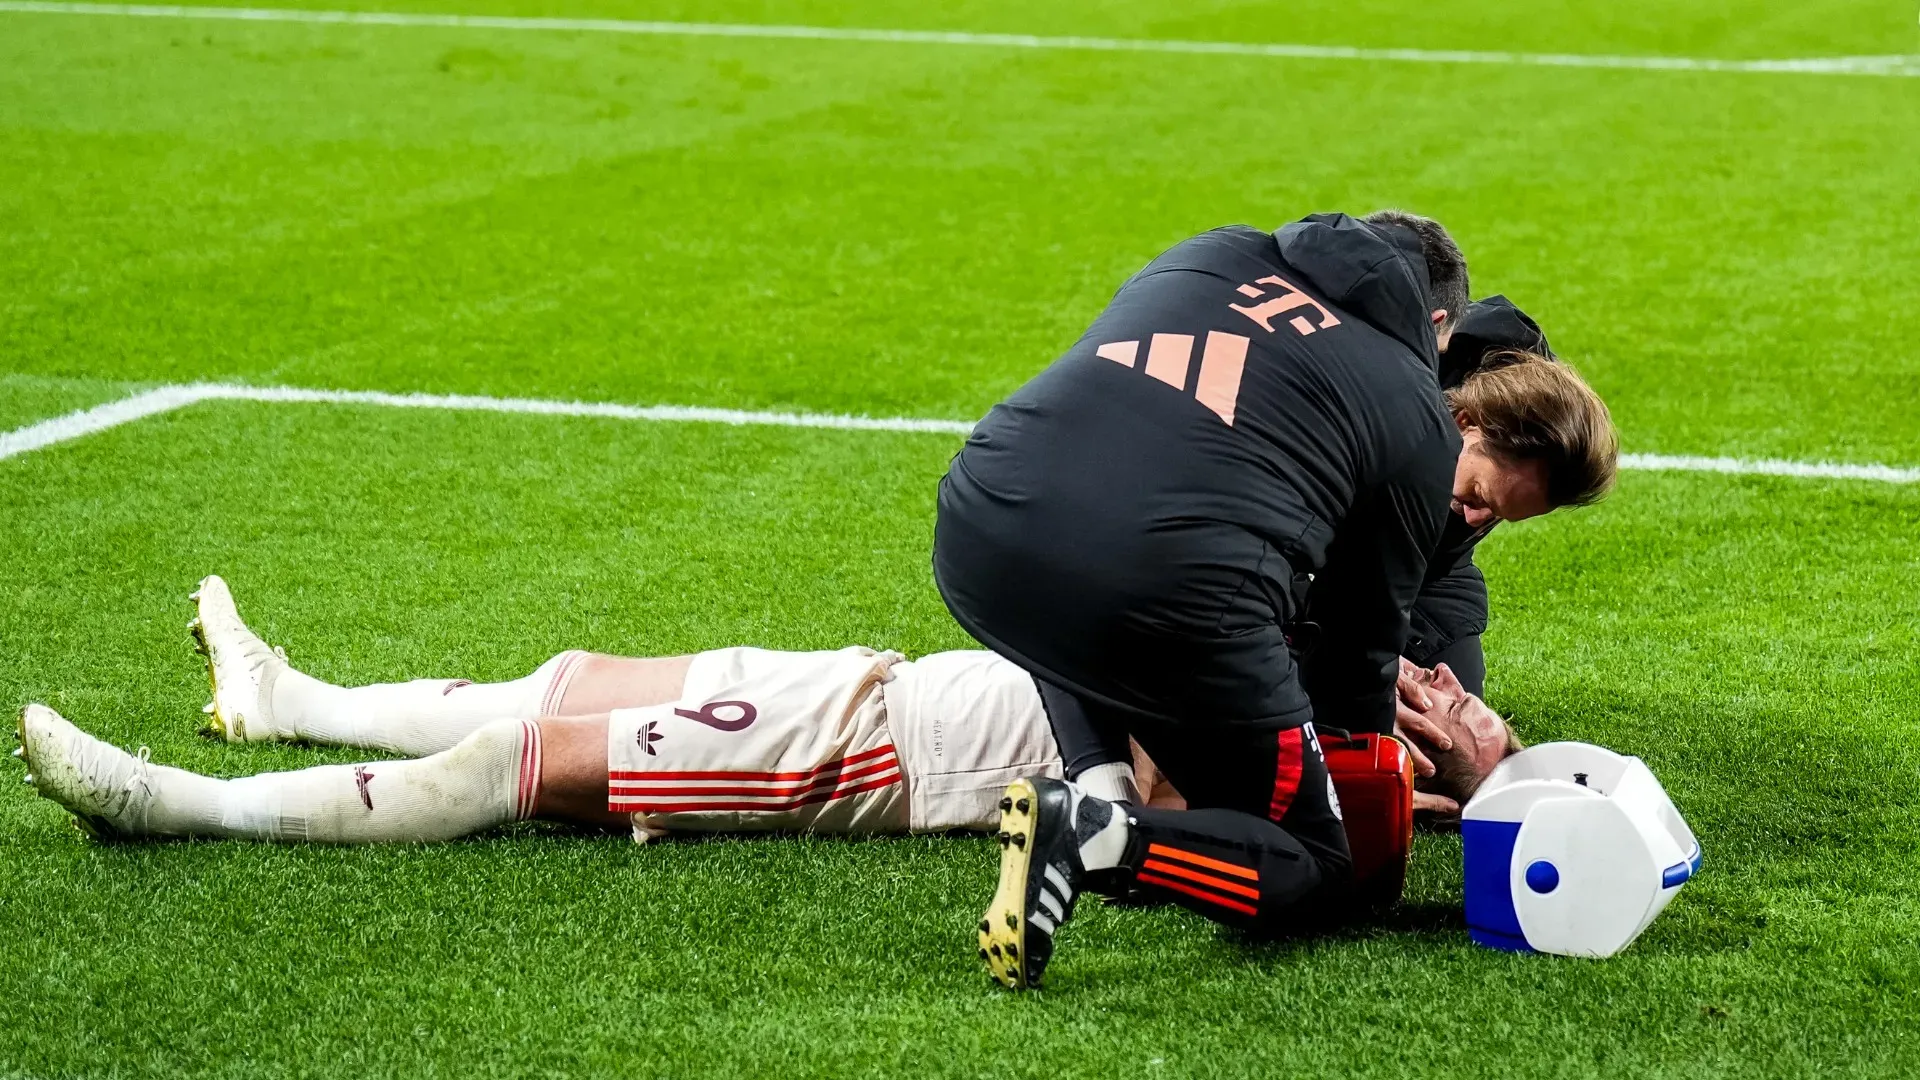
[1440,294,1553,388]
[934,216,1458,734]
[1388,295,1554,670]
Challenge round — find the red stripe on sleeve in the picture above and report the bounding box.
[1268,726,1304,823]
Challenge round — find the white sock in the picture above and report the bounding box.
[1074,761,1138,805]
[130,764,228,836]
[273,651,586,755]
[183,719,540,842]
[1068,781,1132,872]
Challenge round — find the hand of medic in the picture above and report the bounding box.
[1394,657,1452,777]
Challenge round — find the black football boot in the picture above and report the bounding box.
[977,776,1120,989]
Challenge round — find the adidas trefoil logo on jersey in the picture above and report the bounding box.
[637,721,664,756]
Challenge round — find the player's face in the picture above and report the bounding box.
[1452,429,1552,527]
[1424,665,1512,782]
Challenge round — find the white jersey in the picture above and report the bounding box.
[606,647,1058,842]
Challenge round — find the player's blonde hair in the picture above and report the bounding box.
[1446,350,1619,510]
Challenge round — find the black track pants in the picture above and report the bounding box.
[1069,692,1353,933]
[1035,679,1133,778]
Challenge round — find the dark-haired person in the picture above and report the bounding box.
[933,211,1618,989]
[1405,295,1561,697]
[1382,297,1596,776]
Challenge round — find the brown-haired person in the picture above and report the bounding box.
[1372,299,1616,782]
[932,211,1617,989]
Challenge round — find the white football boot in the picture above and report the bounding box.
[189,574,291,743]
[15,704,160,839]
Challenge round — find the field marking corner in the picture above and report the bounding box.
[0,384,220,462]
[0,382,977,463]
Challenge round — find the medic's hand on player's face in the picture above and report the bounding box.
[1404,663,1515,810]
[1428,665,1513,783]
[1397,662,1513,816]
[1395,657,1452,777]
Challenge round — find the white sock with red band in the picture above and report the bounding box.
[271,651,586,756]
[208,718,541,842]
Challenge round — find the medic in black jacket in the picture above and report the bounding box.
[937,214,1456,739]
[939,212,1477,988]
[939,215,1617,991]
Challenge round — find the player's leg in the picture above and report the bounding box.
[14,703,621,842]
[978,695,1349,989]
[190,574,690,755]
[1117,716,1350,919]
[1033,679,1138,805]
[530,716,627,829]
[549,655,695,716]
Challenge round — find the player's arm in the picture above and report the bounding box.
[1395,549,1490,770]
[1302,459,1452,736]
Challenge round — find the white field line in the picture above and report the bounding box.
[0,383,971,465]
[0,385,219,461]
[1618,452,1920,484]
[2,1,1915,78]
[2,383,1917,484]
[211,383,977,433]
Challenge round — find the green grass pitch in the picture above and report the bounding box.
[3,1,1919,1075]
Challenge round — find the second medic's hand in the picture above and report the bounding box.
[1393,720,1438,778]
[1395,658,1454,758]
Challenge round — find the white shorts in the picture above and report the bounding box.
[885,650,1063,832]
[607,647,1059,842]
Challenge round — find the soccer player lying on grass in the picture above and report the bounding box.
[11,577,1507,844]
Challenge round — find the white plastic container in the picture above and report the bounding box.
[1461,742,1700,957]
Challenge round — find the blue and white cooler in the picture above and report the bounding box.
[1461,742,1701,957]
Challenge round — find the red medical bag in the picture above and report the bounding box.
[1321,730,1415,908]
